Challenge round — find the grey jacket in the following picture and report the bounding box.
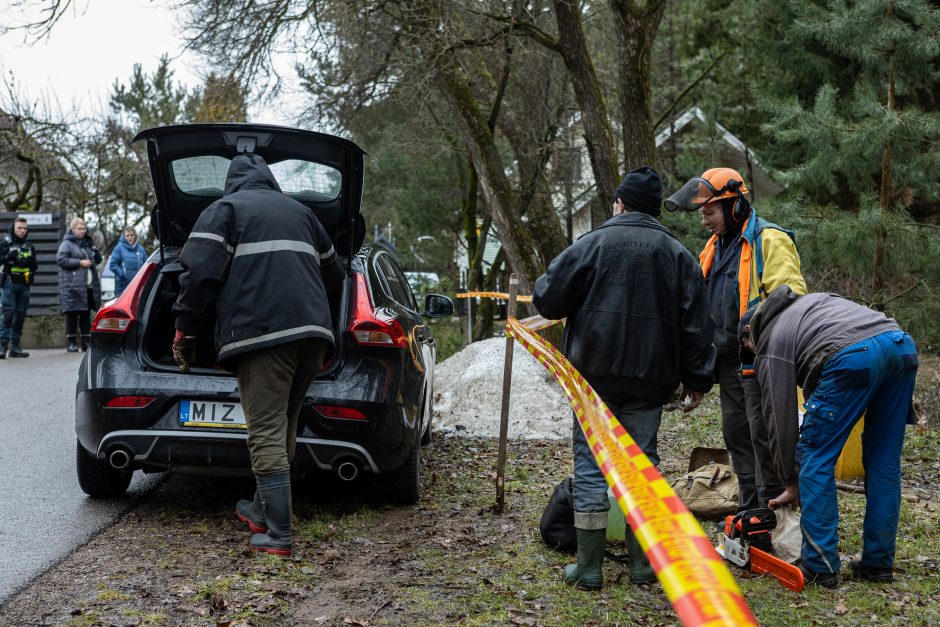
[57,232,102,312]
[753,289,900,483]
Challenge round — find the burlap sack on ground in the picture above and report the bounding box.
[670,462,738,520]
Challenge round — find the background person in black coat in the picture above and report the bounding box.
[56,217,102,353]
[533,166,716,590]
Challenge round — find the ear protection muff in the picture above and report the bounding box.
[720,179,748,223]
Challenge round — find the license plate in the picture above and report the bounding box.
[179,400,247,429]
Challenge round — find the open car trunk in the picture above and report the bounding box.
[140,256,350,374]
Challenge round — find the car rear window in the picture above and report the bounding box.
[171,156,342,202]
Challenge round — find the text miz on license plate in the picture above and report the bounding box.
[179,400,246,428]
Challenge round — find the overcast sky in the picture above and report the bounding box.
[0,0,300,125]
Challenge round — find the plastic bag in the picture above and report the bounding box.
[772,506,801,563]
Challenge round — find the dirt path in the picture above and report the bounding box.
[1,400,938,626]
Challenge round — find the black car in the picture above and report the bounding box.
[75,123,453,504]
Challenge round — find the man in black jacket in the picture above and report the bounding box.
[172,153,344,557]
[533,166,716,589]
[0,217,38,359]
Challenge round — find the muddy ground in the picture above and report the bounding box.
[1,391,939,626]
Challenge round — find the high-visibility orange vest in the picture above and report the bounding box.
[699,217,754,318]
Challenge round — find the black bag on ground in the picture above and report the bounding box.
[539,477,577,554]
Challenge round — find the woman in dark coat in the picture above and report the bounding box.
[57,217,102,352]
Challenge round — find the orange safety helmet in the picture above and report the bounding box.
[664,167,749,213]
[691,168,749,204]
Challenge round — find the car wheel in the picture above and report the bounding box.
[76,440,132,498]
[382,440,420,506]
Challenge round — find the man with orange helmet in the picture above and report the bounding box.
[666,167,807,511]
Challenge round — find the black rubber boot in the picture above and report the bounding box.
[67,335,79,353]
[81,334,91,352]
[563,523,606,590]
[0,342,7,359]
[236,489,268,534]
[625,525,657,584]
[8,341,29,358]
[849,560,894,583]
[250,471,292,557]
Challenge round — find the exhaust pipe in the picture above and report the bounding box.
[108,447,132,470]
[335,460,360,482]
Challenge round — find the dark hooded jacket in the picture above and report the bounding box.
[174,153,344,370]
[1,222,38,285]
[533,211,716,404]
[57,231,102,312]
[109,231,148,294]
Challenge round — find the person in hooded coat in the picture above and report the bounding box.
[109,226,148,295]
[172,153,344,558]
[57,217,102,353]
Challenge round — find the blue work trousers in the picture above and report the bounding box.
[798,330,918,575]
[572,397,662,513]
[0,280,30,343]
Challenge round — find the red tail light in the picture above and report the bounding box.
[106,395,156,408]
[349,272,407,347]
[314,404,368,420]
[93,262,157,333]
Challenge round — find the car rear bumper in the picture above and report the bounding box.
[94,429,380,477]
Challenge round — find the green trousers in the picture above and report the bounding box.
[236,338,328,475]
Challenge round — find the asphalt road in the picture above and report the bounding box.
[0,348,164,606]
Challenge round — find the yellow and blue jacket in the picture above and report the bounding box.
[699,208,807,361]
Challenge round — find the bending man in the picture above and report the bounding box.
[740,286,918,588]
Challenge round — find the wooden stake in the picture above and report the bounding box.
[495,273,519,513]
[466,294,473,345]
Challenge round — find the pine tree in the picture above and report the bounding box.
[759,0,940,299]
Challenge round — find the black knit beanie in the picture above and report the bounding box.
[615,166,662,217]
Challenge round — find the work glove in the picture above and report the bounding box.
[172,329,197,374]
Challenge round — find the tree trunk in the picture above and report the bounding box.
[609,0,666,171]
[553,0,621,214]
[875,2,896,293]
[436,66,542,294]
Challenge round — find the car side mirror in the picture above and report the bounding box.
[423,294,454,318]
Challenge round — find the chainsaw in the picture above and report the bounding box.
[716,507,805,592]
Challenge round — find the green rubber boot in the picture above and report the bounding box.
[563,515,606,591]
[625,525,657,584]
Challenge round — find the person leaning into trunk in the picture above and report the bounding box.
[171,153,343,557]
[666,167,807,512]
[533,166,716,590]
[57,217,102,353]
[739,286,918,588]
[0,217,38,359]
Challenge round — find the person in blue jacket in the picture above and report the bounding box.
[109,227,148,295]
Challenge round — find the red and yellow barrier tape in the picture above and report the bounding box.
[506,316,757,627]
[518,314,563,332]
[455,291,533,303]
